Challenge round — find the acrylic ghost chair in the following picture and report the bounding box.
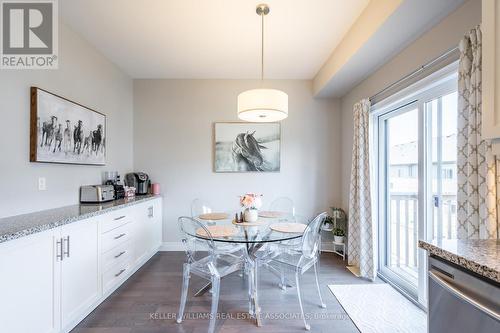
[269,197,296,218]
[191,198,213,220]
[190,198,244,256]
[265,212,328,330]
[262,197,301,289]
[176,216,244,333]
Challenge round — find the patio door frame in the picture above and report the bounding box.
[372,62,458,307]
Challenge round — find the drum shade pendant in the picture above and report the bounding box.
[238,4,288,122]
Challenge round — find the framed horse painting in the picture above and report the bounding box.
[214,122,280,172]
[30,87,106,165]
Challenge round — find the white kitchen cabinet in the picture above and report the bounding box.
[60,217,100,331]
[482,0,500,139]
[0,197,162,333]
[0,230,61,333]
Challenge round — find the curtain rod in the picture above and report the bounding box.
[369,46,459,102]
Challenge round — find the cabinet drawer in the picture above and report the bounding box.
[101,209,133,234]
[102,239,133,271]
[102,259,132,294]
[101,222,132,253]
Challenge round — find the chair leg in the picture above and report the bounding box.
[279,263,287,291]
[313,261,326,308]
[177,263,190,324]
[208,275,220,333]
[295,270,310,331]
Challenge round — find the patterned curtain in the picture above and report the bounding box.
[348,99,376,281]
[457,26,498,239]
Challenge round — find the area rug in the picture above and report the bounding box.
[328,284,426,333]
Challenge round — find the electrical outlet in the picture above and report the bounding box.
[38,177,46,191]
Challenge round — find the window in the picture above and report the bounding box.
[373,63,458,306]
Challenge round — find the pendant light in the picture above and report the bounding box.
[237,4,288,122]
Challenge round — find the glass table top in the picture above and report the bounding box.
[193,214,307,244]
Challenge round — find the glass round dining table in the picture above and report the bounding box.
[193,213,308,327]
[194,214,306,243]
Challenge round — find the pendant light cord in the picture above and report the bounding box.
[261,10,264,85]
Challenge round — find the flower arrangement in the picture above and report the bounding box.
[240,193,263,210]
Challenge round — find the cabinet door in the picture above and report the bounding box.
[149,198,163,251]
[133,199,162,263]
[0,230,60,333]
[133,202,150,263]
[60,217,100,330]
[482,0,500,139]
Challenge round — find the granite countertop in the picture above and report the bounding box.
[419,239,500,283]
[0,194,161,244]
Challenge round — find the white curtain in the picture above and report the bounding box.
[348,98,376,281]
[457,26,498,239]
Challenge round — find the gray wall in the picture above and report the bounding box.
[339,0,481,210]
[133,80,341,246]
[0,22,134,217]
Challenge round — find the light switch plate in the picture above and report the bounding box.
[38,177,46,191]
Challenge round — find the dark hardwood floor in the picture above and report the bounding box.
[72,252,368,333]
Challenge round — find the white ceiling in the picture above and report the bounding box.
[60,0,369,79]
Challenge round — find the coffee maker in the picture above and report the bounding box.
[125,172,150,195]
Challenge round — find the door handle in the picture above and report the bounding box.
[114,215,126,221]
[63,236,70,258]
[114,233,126,240]
[429,271,500,321]
[56,238,64,261]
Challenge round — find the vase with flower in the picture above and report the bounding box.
[240,193,263,222]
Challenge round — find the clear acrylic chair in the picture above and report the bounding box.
[269,197,296,218]
[190,198,244,255]
[267,212,328,330]
[176,216,244,333]
[191,198,213,219]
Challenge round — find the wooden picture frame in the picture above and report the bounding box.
[30,87,106,165]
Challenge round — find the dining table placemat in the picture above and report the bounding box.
[232,219,266,227]
[269,222,307,233]
[197,212,229,220]
[196,225,238,238]
[258,211,287,218]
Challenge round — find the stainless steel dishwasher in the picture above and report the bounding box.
[428,256,500,333]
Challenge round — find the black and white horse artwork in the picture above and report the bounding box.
[53,124,63,153]
[91,124,103,155]
[41,116,57,148]
[63,120,72,153]
[214,123,280,173]
[31,88,106,165]
[73,120,84,154]
[232,131,268,171]
[83,131,92,154]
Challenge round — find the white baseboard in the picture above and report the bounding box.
[160,242,184,251]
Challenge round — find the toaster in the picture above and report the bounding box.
[80,185,115,203]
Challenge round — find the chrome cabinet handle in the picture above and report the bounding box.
[114,251,126,258]
[114,215,126,221]
[56,238,63,261]
[115,269,126,277]
[114,233,126,240]
[429,271,500,321]
[63,236,70,258]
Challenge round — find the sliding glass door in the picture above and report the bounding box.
[375,66,458,305]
